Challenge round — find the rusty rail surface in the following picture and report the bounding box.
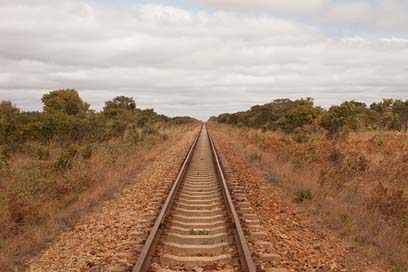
[133,123,255,271]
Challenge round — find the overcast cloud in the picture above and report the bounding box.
[0,0,407,119]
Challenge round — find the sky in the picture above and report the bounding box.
[0,0,407,120]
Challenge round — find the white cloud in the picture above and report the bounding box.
[0,1,407,120]
[185,0,408,33]
[186,0,328,16]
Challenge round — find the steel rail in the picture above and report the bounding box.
[132,124,202,272]
[207,124,256,272]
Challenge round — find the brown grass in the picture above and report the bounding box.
[210,122,408,271]
[0,124,198,271]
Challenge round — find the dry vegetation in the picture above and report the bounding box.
[0,89,198,271]
[211,122,408,271]
[0,123,198,271]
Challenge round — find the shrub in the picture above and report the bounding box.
[25,143,49,160]
[401,215,408,228]
[348,154,369,172]
[292,130,309,143]
[357,154,369,171]
[63,194,79,208]
[81,144,93,160]
[143,126,158,135]
[54,144,79,171]
[249,152,261,162]
[0,146,11,167]
[127,129,140,144]
[370,135,385,147]
[340,213,351,225]
[328,148,343,162]
[294,189,313,202]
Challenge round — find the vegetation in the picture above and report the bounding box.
[211,122,408,271]
[209,97,408,271]
[211,98,408,137]
[0,89,197,270]
[294,189,313,202]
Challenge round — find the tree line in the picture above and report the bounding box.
[0,89,196,155]
[210,98,408,136]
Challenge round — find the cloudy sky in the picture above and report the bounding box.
[0,0,407,119]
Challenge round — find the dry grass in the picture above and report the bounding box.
[0,124,198,271]
[211,122,408,271]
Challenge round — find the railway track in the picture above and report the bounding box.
[132,124,284,272]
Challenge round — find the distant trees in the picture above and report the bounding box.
[0,89,195,152]
[42,89,90,116]
[104,96,136,111]
[212,98,321,132]
[320,101,367,137]
[0,101,20,146]
[392,100,408,132]
[213,98,408,137]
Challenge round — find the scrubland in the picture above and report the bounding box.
[212,122,408,271]
[0,89,197,271]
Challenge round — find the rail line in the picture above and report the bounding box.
[132,124,284,271]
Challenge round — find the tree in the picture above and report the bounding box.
[0,101,21,145]
[320,101,367,137]
[369,99,396,130]
[392,100,408,132]
[42,89,89,116]
[103,96,136,111]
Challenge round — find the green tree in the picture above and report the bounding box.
[320,101,367,137]
[42,89,89,116]
[392,100,408,132]
[103,96,136,111]
[369,99,396,130]
[0,101,21,145]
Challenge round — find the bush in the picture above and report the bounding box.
[328,148,343,162]
[249,152,262,162]
[127,129,141,144]
[143,126,158,135]
[0,146,11,167]
[340,213,351,225]
[357,154,369,171]
[25,143,49,160]
[54,144,79,171]
[294,189,313,202]
[292,130,309,143]
[81,144,93,160]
